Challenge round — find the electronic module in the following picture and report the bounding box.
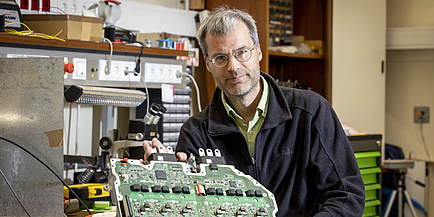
[108,149,278,217]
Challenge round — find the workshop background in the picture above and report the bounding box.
[1,0,434,216]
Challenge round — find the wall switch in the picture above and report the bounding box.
[72,58,87,80]
[414,106,429,123]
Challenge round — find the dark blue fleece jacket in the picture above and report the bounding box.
[176,72,365,217]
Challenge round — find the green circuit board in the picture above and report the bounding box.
[109,158,278,217]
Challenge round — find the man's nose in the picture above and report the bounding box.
[226,55,241,71]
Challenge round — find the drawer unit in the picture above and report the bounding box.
[349,134,382,217]
[365,183,381,201]
[363,199,381,217]
[360,167,382,185]
[355,151,381,169]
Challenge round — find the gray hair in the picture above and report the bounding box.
[196,6,259,57]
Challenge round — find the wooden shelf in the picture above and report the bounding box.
[0,33,193,58]
[268,50,325,59]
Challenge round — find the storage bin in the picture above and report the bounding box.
[355,151,381,169]
[365,183,381,201]
[363,199,381,217]
[360,167,381,185]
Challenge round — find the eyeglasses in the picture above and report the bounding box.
[208,44,256,68]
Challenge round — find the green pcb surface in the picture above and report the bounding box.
[109,159,278,217]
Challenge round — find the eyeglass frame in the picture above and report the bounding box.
[206,44,256,68]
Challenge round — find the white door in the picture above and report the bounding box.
[332,0,386,137]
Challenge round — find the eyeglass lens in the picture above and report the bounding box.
[211,46,254,67]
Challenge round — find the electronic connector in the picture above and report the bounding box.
[197,148,226,166]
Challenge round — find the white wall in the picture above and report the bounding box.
[387,0,434,28]
[386,50,434,161]
[125,0,187,9]
[16,0,198,37]
[386,0,434,162]
[386,0,434,216]
[114,1,197,37]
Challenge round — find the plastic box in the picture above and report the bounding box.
[363,199,381,217]
[360,167,381,185]
[355,151,381,169]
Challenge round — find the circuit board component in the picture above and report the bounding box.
[108,157,278,217]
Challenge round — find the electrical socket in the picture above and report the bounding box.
[414,106,430,123]
[56,0,89,15]
[72,58,87,80]
[144,63,182,84]
[98,60,140,82]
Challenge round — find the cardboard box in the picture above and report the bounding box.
[23,14,103,41]
[304,40,324,55]
[189,0,205,10]
[292,35,305,46]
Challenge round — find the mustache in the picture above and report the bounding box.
[226,69,244,77]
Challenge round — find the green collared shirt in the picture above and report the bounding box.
[222,76,269,157]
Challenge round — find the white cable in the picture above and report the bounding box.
[420,123,431,161]
[177,70,202,113]
[139,73,150,115]
[103,37,113,75]
[75,104,81,156]
[67,102,72,155]
[121,45,149,115]
[125,68,150,115]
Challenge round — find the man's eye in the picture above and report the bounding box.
[238,49,249,55]
[214,55,227,61]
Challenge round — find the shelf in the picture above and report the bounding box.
[0,33,193,58]
[268,50,325,59]
[387,27,434,50]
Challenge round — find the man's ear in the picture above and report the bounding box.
[204,55,211,72]
[257,44,263,62]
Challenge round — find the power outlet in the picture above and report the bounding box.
[414,106,430,123]
[56,0,89,15]
[144,63,182,84]
[98,60,140,82]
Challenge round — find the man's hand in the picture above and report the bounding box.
[140,138,187,164]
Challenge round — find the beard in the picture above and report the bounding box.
[223,73,260,98]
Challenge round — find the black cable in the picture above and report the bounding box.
[133,40,150,114]
[406,176,426,188]
[0,168,31,217]
[134,41,145,75]
[0,137,92,215]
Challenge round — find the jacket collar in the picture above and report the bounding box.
[206,72,292,135]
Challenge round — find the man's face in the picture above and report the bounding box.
[204,21,263,98]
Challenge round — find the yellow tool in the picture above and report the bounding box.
[64,183,110,199]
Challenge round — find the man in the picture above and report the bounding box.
[143,6,365,217]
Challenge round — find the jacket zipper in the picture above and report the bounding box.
[250,159,261,183]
